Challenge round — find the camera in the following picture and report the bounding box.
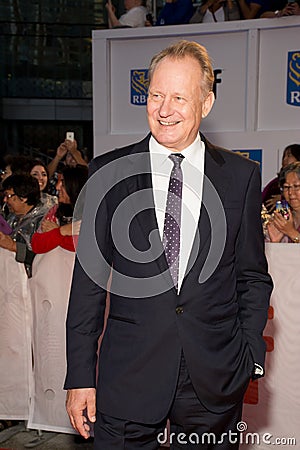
[66,131,74,142]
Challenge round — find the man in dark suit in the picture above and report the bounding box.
[65,40,273,449]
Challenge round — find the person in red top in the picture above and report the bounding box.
[31,165,88,254]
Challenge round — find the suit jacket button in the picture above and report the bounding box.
[176,306,184,314]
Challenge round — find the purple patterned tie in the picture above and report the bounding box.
[163,153,184,289]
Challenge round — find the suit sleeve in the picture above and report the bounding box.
[64,159,112,389]
[235,163,273,376]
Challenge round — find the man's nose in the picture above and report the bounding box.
[159,97,173,117]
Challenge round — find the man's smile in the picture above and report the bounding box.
[159,120,180,126]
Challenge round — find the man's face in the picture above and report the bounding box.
[147,56,214,152]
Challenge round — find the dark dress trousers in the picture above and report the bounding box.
[64,133,273,425]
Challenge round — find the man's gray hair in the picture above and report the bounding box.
[148,40,214,99]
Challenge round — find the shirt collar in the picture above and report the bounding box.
[149,133,204,168]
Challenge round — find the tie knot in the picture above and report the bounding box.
[169,153,184,168]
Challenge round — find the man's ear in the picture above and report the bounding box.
[202,91,215,119]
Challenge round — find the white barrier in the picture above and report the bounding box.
[27,248,75,433]
[0,247,75,433]
[0,248,32,420]
[241,243,300,449]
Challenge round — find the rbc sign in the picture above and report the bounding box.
[286,51,300,107]
[130,69,149,106]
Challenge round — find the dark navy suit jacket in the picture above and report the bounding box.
[64,133,273,423]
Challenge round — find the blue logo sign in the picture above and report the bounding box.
[286,51,300,107]
[130,69,149,106]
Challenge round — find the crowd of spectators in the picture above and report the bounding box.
[262,144,300,213]
[0,136,89,439]
[0,137,89,278]
[265,161,300,243]
[105,0,300,27]
[262,144,300,243]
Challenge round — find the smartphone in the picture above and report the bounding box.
[275,200,289,220]
[0,215,13,235]
[66,131,74,142]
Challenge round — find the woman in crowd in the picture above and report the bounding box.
[267,161,300,243]
[0,174,49,277]
[31,165,88,253]
[262,143,300,213]
[29,159,58,209]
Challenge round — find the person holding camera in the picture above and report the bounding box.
[47,136,88,180]
[267,162,300,243]
[262,144,300,214]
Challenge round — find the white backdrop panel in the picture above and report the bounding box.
[257,25,300,131]
[109,31,248,134]
[93,19,300,187]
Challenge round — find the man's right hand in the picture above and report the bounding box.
[66,388,96,439]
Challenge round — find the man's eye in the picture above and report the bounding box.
[150,93,162,100]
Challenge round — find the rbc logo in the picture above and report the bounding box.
[286,51,300,107]
[130,69,149,106]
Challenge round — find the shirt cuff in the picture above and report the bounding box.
[252,363,264,380]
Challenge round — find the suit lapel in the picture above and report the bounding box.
[123,136,170,278]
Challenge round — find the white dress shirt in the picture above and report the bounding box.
[149,134,205,293]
